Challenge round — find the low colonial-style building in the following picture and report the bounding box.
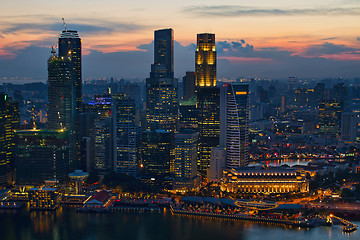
[221,167,309,194]
[28,187,60,210]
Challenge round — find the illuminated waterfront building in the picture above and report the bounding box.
[112,94,140,177]
[68,170,89,195]
[28,187,60,210]
[318,100,343,137]
[14,130,69,185]
[173,130,198,190]
[195,33,216,87]
[221,168,309,194]
[221,83,250,168]
[196,87,220,175]
[0,93,19,186]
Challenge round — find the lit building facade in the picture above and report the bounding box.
[179,97,198,131]
[173,131,198,189]
[197,87,220,175]
[221,168,309,194]
[146,29,178,132]
[207,147,226,182]
[222,83,250,168]
[195,33,216,87]
[93,117,113,174]
[15,130,69,186]
[318,100,343,137]
[28,187,60,210]
[0,93,19,186]
[113,94,140,177]
[87,94,112,121]
[141,130,173,188]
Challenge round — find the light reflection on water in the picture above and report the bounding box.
[0,207,359,240]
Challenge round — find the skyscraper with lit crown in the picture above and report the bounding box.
[195,33,216,87]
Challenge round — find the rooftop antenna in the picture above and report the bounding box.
[51,46,56,57]
[62,18,67,31]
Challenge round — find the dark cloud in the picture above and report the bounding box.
[357,37,360,41]
[303,42,360,56]
[321,37,337,40]
[1,40,360,81]
[183,5,360,17]
[2,16,148,35]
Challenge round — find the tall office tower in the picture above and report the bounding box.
[15,130,69,185]
[47,49,76,167]
[93,117,113,174]
[179,97,198,131]
[58,29,82,113]
[0,93,19,186]
[221,83,250,168]
[318,100,343,137]
[173,130,198,190]
[183,71,195,100]
[195,33,216,87]
[341,112,358,142]
[146,28,178,132]
[113,94,140,177]
[87,94,112,121]
[141,130,173,188]
[196,87,220,175]
[58,29,82,167]
[152,28,174,78]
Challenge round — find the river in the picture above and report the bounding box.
[0,207,359,240]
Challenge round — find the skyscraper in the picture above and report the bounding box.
[221,83,250,168]
[47,49,76,167]
[15,130,69,185]
[196,87,220,175]
[146,28,178,132]
[195,33,216,87]
[183,71,195,100]
[195,33,219,176]
[0,93,19,186]
[318,100,343,137]
[113,94,140,177]
[153,28,174,78]
[58,30,82,113]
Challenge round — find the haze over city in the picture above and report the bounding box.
[1,0,360,80]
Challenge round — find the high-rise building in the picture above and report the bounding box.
[318,100,343,137]
[183,71,195,100]
[221,83,250,168]
[173,130,198,189]
[152,29,174,78]
[93,117,113,174]
[179,97,198,131]
[141,130,173,188]
[58,30,82,113]
[0,93,19,186]
[146,29,178,132]
[14,130,69,185]
[87,94,112,121]
[195,33,216,87]
[47,49,76,168]
[112,94,140,177]
[341,112,358,142]
[207,147,226,182]
[196,87,220,175]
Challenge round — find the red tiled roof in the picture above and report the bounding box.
[87,190,110,203]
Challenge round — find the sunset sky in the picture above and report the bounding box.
[1,0,359,80]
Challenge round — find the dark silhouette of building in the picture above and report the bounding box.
[183,71,195,100]
[15,130,69,185]
[0,93,19,186]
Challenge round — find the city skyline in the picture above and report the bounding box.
[0,0,360,80]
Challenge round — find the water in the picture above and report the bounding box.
[0,207,359,240]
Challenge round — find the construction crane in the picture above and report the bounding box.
[62,18,67,31]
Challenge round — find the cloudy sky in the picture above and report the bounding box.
[0,0,360,81]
